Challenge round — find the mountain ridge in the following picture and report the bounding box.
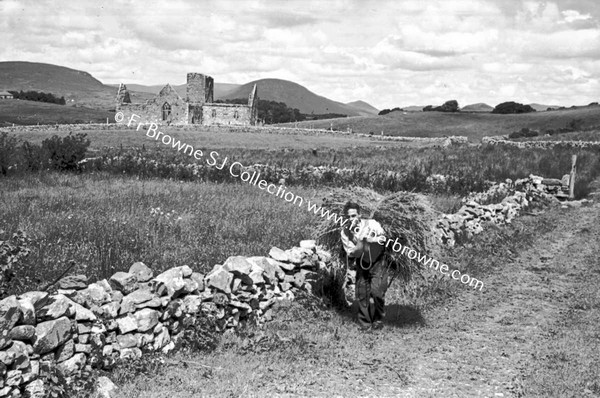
[1,62,377,115]
[221,78,362,116]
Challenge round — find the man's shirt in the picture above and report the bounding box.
[341,218,386,258]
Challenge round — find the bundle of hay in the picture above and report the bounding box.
[314,187,439,286]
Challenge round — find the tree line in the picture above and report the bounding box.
[378,100,539,115]
[8,90,66,105]
[215,99,347,124]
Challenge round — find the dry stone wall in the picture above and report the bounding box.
[0,241,330,397]
[482,136,600,149]
[433,174,573,246]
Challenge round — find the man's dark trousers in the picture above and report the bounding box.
[355,255,388,327]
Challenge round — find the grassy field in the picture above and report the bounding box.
[0,99,114,126]
[80,143,600,198]
[281,105,600,140]
[6,126,429,151]
[4,126,600,198]
[0,173,321,293]
[2,125,600,396]
[0,171,468,296]
[110,202,600,397]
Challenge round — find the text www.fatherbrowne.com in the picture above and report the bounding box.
[117,112,484,291]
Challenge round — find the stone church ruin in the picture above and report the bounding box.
[116,73,258,126]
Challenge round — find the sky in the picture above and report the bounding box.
[0,0,599,109]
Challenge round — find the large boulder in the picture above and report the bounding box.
[109,272,138,295]
[78,283,112,306]
[71,301,97,322]
[55,339,75,363]
[33,317,72,355]
[129,262,154,282]
[17,297,36,325]
[265,257,295,272]
[0,296,22,347]
[222,256,253,275]
[120,289,156,314]
[56,353,87,376]
[36,294,74,320]
[134,309,159,332]
[6,340,30,370]
[205,268,233,294]
[190,272,205,292]
[8,325,35,342]
[153,267,188,298]
[299,240,316,250]
[247,257,285,282]
[58,275,88,290]
[18,291,49,307]
[269,247,289,262]
[116,315,138,334]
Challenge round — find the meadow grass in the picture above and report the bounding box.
[7,126,426,151]
[0,172,324,294]
[6,126,600,199]
[0,170,488,297]
[86,143,600,198]
[0,99,113,126]
[111,202,561,398]
[282,106,600,139]
[513,128,600,142]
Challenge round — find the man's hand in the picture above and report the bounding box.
[350,238,365,257]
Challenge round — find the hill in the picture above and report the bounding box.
[0,61,153,110]
[220,78,361,116]
[345,100,379,116]
[527,103,561,112]
[0,99,114,126]
[462,103,493,113]
[280,105,600,141]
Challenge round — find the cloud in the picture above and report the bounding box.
[562,9,592,23]
[0,0,599,108]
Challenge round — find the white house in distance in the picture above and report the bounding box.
[0,90,13,99]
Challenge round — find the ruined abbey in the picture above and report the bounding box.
[116,73,258,126]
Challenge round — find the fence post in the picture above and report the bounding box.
[569,154,577,199]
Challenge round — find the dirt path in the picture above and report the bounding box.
[373,202,600,397]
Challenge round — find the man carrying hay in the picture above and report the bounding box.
[340,201,388,330]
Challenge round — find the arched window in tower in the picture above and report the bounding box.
[211,109,217,118]
[162,103,171,121]
[234,110,239,119]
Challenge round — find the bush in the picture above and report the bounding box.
[492,101,536,114]
[20,141,47,171]
[0,132,21,175]
[437,100,459,112]
[0,230,32,299]
[41,132,91,171]
[8,90,66,105]
[508,128,540,139]
[567,118,584,131]
[423,100,459,112]
[378,107,402,116]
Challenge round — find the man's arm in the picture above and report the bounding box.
[341,229,364,258]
